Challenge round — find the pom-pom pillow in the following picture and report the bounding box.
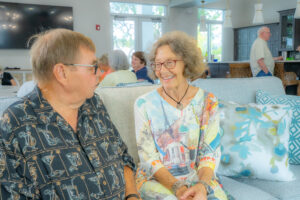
[218,100,294,181]
[256,90,300,164]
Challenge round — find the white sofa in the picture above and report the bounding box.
[1,77,299,200]
[95,76,300,200]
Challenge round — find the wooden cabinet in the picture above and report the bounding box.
[279,9,300,51]
[234,23,279,61]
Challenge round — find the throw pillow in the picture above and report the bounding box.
[218,100,294,181]
[256,90,300,165]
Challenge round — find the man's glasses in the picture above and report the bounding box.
[63,63,99,74]
[150,60,182,71]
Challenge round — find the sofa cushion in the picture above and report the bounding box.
[95,85,159,163]
[191,77,285,104]
[218,100,294,181]
[219,176,278,200]
[256,90,300,164]
[233,165,300,200]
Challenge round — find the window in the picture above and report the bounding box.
[110,2,165,16]
[110,2,166,59]
[197,9,223,62]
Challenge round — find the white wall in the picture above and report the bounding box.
[166,7,198,38]
[0,0,111,69]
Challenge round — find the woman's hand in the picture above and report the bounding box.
[175,185,188,199]
[179,183,207,200]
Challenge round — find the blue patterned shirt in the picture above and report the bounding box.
[0,86,135,199]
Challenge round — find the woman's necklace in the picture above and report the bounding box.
[162,84,190,110]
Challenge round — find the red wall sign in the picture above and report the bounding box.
[96,24,100,31]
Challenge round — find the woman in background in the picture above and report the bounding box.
[0,66,17,86]
[134,31,228,200]
[100,50,137,87]
[132,51,153,83]
[98,53,113,82]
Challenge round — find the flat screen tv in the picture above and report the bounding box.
[0,2,73,49]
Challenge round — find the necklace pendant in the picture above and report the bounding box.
[177,102,183,110]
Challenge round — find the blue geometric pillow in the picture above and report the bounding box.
[218,100,294,181]
[256,90,300,165]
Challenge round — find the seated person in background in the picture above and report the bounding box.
[0,29,139,200]
[100,49,137,87]
[132,51,154,83]
[250,26,283,77]
[134,31,228,200]
[0,65,17,86]
[97,53,113,82]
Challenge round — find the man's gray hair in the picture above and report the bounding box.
[257,26,269,36]
[108,50,129,71]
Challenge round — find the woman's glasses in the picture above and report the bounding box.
[150,60,182,71]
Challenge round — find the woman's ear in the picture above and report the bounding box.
[53,63,68,85]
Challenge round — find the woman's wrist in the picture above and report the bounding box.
[197,180,211,194]
[171,180,188,195]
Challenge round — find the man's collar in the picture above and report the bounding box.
[28,86,98,125]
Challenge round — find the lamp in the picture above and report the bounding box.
[199,0,207,32]
[295,0,300,19]
[253,1,264,24]
[223,0,232,28]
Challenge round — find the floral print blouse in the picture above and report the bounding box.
[134,88,221,180]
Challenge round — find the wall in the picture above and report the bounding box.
[0,0,111,69]
[166,7,198,38]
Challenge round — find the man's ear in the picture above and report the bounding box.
[53,63,68,85]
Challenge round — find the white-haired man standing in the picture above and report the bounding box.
[250,26,283,77]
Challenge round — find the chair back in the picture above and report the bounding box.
[283,72,298,87]
[229,63,252,78]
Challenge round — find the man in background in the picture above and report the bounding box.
[250,26,283,77]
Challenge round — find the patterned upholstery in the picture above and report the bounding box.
[256,90,300,164]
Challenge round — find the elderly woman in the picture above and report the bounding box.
[100,49,137,87]
[97,53,113,82]
[134,31,228,200]
[0,65,17,86]
[0,29,139,199]
[131,51,154,83]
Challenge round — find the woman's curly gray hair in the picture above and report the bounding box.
[148,31,206,80]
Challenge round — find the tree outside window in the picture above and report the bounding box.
[197,9,223,62]
[110,2,165,60]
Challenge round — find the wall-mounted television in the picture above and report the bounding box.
[0,2,73,49]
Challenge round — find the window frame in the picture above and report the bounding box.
[110,1,167,58]
[198,8,224,62]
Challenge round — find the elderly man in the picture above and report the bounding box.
[0,29,139,200]
[250,26,283,77]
